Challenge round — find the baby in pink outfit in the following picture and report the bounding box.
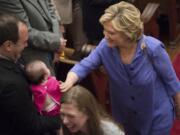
[25,60,62,116]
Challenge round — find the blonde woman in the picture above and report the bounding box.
[61,1,180,135]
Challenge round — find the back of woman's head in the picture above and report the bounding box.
[62,85,105,135]
[100,1,143,41]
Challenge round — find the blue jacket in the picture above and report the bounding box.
[71,35,180,134]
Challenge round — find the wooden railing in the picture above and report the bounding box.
[132,0,180,45]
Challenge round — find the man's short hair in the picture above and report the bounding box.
[0,13,25,45]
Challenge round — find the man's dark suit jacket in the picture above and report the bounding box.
[0,58,60,135]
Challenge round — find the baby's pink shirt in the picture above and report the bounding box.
[31,76,62,116]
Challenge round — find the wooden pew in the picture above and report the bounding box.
[168,0,180,45]
[141,3,160,38]
[133,0,180,45]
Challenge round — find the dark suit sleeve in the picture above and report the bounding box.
[0,0,60,52]
[0,78,61,135]
[46,0,62,36]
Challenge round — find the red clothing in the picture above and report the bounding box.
[31,76,62,116]
[171,53,180,135]
[171,120,180,135]
[173,53,180,80]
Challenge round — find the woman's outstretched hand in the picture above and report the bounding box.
[60,81,74,92]
[59,72,79,92]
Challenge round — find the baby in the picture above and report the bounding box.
[25,60,62,116]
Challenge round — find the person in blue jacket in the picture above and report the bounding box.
[60,1,180,135]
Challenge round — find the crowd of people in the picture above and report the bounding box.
[0,1,179,135]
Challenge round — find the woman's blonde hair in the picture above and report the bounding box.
[99,1,143,41]
[61,85,107,135]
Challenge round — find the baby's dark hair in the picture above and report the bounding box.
[25,60,45,84]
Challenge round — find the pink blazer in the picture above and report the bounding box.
[31,76,62,116]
